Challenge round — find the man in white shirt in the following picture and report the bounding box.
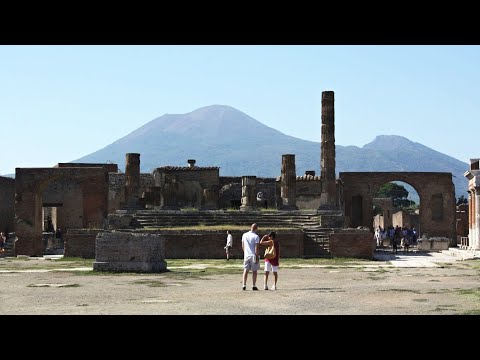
[241,223,260,291]
[225,230,233,260]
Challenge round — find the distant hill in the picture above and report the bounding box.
[72,105,468,198]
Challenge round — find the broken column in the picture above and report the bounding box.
[317,91,344,227]
[240,176,257,211]
[280,154,298,210]
[125,153,140,207]
[319,91,337,210]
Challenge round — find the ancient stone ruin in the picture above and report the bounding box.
[0,89,465,265]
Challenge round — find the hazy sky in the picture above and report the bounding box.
[1,45,478,176]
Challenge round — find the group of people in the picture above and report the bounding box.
[224,223,280,291]
[375,225,418,254]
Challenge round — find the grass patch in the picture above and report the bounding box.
[412,298,428,302]
[367,276,384,281]
[27,283,81,288]
[133,279,167,287]
[462,309,480,315]
[380,289,421,294]
[457,287,480,298]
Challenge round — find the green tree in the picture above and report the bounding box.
[375,182,414,208]
[456,195,468,205]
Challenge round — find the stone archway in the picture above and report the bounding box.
[15,167,109,256]
[340,172,456,244]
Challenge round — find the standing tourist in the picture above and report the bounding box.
[241,223,260,291]
[260,231,280,290]
[225,230,233,260]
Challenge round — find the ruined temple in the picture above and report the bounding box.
[0,90,462,258]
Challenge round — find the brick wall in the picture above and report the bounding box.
[65,229,304,259]
[64,229,100,258]
[329,229,376,259]
[0,176,15,234]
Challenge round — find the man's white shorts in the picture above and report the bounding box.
[243,256,260,271]
[264,262,278,273]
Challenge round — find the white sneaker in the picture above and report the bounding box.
[272,285,276,290]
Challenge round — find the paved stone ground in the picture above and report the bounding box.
[1,248,480,315]
[374,247,480,268]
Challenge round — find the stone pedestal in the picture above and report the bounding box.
[93,232,167,273]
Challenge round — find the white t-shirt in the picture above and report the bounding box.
[226,234,233,247]
[242,231,260,259]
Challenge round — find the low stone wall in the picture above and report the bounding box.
[329,229,375,259]
[64,229,304,259]
[64,229,101,258]
[160,229,304,259]
[94,232,167,273]
[417,237,450,251]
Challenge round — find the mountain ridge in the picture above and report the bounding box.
[70,105,468,198]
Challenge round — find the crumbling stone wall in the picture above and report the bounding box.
[218,177,276,209]
[15,167,109,256]
[153,166,219,209]
[0,176,14,234]
[108,173,154,212]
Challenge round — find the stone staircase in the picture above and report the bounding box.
[130,210,321,229]
[303,225,334,257]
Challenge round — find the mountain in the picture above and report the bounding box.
[72,105,469,198]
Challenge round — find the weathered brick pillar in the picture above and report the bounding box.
[125,153,140,207]
[319,91,337,210]
[280,154,298,210]
[468,190,473,248]
[240,176,257,211]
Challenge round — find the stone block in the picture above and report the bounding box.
[93,232,167,273]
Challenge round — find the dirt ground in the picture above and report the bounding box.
[1,253,480,315]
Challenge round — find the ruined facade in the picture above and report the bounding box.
[15,166,110,256]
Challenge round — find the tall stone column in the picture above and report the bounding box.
[125,153,140,207]
[280,154,298,210]
[240,176,257,212]
[475,189,480,249]
[319,91,337,210]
